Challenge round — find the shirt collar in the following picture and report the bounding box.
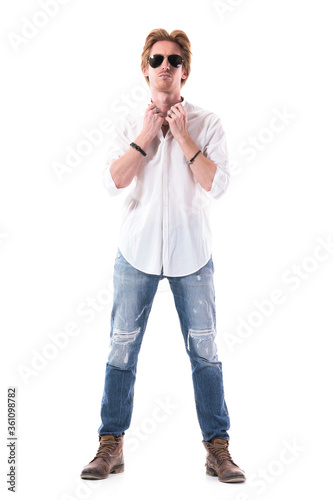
[149,95,186,108]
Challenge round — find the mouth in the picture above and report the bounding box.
[159,73,172,78]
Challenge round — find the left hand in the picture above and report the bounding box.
[165,103,189,143]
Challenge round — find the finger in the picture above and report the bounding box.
[167,108,181,118]
[150,106,161,115]
[146,109,160,120]
[146,103,158,114]
[153,114,164,124]
[180,106,186,119]
[169,106,183,118]
[172,104,186,116]
[156,116,164,129]
[166,116,175,127]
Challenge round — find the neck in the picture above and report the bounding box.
[150,90,183,117]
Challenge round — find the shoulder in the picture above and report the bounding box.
[185,100,222,128]
[114,107,145,136]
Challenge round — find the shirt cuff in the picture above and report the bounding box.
[208,164,230,199]
[102,166,126,196]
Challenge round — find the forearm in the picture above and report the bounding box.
[110,133,152,189]
[178,135,217,192]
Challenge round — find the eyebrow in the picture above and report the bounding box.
[150,53,182,56]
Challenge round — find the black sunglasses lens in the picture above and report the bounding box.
[169,55,183,68]
[149,54,183,68]
[149,55,164,68]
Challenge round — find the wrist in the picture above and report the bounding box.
[178,134,198,159]
[130,142,147,157]
[177,132,193,149]
[135,132,153,151]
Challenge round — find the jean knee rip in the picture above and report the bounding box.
[113,327,140,344]
[187,328,218,361]
[107,327,140,368]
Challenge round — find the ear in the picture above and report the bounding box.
[142,66,149,77]
[181,70,187,80]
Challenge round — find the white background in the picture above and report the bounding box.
[1,1,333,499]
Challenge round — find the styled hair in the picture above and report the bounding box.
[141,29,192,88]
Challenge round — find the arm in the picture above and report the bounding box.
[176,134,217,192]
[110,103,164,189]
[166,104,229,196]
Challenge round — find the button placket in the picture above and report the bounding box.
[162,144,169,273]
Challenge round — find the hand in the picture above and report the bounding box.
[141,103,164,142]
[165,103,189,143]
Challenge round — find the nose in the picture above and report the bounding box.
[161,56,170,70]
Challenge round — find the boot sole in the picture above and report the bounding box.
[81,464,124,480]
[206,466,246,483]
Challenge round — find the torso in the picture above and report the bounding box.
[162,123,169,137]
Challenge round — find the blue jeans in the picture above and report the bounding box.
[98,250,230,442]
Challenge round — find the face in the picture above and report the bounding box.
[143,40,187,92]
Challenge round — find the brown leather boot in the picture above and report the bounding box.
[80,434,124,479]
[203,437,246,483]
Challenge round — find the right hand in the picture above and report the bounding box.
[141,103,164,142]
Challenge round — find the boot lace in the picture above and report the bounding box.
[208,441,237,466]
[92,438,119,464]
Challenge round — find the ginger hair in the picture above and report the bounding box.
[141,29,192,88]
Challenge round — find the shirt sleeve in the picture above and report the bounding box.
[203,116,230,200]
[102,117,133,197]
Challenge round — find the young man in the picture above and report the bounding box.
[80,29,245,484]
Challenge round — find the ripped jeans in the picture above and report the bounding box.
[98,250,230,442]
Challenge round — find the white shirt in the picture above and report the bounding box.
[102,97,230,277]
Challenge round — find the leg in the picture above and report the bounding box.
[168,257,230,442]
[98,250,160,436]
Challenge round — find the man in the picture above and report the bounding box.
[80,29,245,484]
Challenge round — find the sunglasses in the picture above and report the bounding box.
[148,54,183,69]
